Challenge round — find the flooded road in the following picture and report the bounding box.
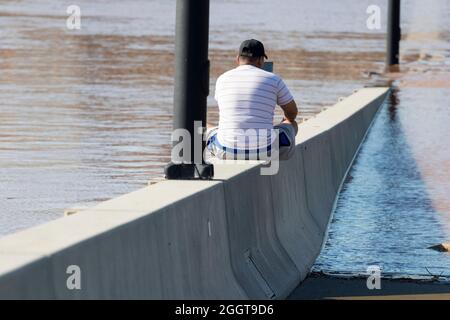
[313,89,450,278]
[314,0,450,278]
[0,0,385,235]
[0,0,449,279]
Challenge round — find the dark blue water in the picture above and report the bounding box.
[314,88,450,278]
[313,0,450,278]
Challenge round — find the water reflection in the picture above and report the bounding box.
[314,88,450,278]
[387,85,399,121]
[313,0,450,278]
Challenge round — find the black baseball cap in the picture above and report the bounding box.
[239,39,268,59]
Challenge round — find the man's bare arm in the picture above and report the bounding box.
[281,100,298,121]
[280,100,299,134]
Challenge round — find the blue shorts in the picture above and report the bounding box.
[205,123,296,161]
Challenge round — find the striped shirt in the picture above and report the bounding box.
[214,64,294,149]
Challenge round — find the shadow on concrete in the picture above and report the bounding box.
[289,274,450,300]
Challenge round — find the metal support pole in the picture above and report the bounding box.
[386,0,401,69]
[165,0,214,180]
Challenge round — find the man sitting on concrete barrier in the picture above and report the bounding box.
[206,39,298,161]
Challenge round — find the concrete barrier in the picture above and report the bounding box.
[215,164,300,299]
[0,87,389,299]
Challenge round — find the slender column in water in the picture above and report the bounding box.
[165,0,214,179]
[386,0,401,68]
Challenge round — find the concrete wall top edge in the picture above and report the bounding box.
[295,88,389,144]
[312,88,390,121]
[0,180,224,256]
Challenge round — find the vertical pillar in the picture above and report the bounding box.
[386,0,401,68]
[165,0,214,180]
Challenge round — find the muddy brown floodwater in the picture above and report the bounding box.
[0,0,387,235]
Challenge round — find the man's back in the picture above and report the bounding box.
[215,65,293,149]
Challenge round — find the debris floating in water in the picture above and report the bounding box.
[428,244,450,253]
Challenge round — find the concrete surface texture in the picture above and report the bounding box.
[0,87,389,299]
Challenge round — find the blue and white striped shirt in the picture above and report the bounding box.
[214,65,294,149]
